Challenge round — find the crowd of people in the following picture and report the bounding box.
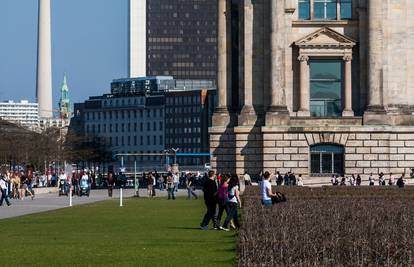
[142,171,203,200]
[0,170,36,206]
[330,172,406,188]
[257,171,304,187]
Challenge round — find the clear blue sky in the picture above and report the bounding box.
[0,0,128,107]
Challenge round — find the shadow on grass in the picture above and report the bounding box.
[167,226,203,230]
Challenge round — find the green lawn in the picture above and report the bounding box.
[1,198,236,267]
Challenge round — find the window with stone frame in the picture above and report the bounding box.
[298,0,352,20]
[310,144,344,176]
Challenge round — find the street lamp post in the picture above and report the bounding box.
[171,148,179,165]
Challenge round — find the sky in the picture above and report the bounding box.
[0,0,129,107]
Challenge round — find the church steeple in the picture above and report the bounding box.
[59,73,71,119]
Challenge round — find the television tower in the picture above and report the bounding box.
[36,0,53,118]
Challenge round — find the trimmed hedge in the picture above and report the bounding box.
[238,186,414,266]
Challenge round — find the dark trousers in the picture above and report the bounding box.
[223,202,240,229]
[108,185,113,197]
[200,201,217,227]
[0,189,11,206]
[215,199,228,227]
[167,187,175,199]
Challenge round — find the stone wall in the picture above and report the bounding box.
[210,126,414,178]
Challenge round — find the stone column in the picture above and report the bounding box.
[213,0,232,126]
[364,0,387,124]
[239,0,257,126]
[297,55,310,116]
[342,55,354,117]
[265,0,290,126]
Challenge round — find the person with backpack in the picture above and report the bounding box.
[200,170,218,230]
[215,174,230,229]
[220,174,241,231]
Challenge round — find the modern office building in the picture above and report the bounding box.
[210,0,414,179]
[0,100,39,129]
[73,88,166,165]
[72,77,217,167]
[129,0,218,82]
[165,86,216,165]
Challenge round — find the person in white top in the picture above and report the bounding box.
[297,174,304,186]
[0,175,11,206]
[243,172,252,186]
[173,172,179,192]
[368,173,375,186]
[221,174,241,231]
[261,171,276,206]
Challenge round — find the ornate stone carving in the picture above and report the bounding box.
[298,55,309,62]
[343,55,353,62]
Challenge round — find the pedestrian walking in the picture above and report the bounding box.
[107,172,115,197]
[166,172,175,200]
[152,172,156,197]
[200,170,218,230]
[20,171,34,200]
[147,173,154,198]
[215,174,229,229]
[243,172,251,186]
[369,173,375,186]
[356,174,362,186]
[173,172,179,192]
[0,175,11,206]
[221,174,241,231]
[186,174,198,200]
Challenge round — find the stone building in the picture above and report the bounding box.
[210,0,414,179]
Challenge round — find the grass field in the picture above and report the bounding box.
[0,198,236,267]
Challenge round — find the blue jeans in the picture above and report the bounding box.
[262,199,272,206]
[223,202,240,229]
[0,188,11,206]
[168,187,175,200]
[187,187,198,199]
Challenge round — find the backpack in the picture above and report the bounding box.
[271,192,287,204]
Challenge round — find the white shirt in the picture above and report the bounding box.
[261,179,271,201]
[0,178,7,190]
[173,174,179,183]
[228,186,238,203]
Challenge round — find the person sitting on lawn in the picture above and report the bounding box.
[261,171,276,206]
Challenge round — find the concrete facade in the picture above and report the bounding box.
[210,0,414,179]
[36,0,53,118]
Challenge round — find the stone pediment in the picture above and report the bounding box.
[295,27,356,49]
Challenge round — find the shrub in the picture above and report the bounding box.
[238,186,414,266]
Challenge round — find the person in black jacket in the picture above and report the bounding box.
[200,170,218,230]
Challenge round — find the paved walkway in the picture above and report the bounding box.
[0,189,199,220]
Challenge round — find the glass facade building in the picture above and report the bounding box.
[146,0,217,83]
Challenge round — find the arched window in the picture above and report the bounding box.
[310,144,344,175]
